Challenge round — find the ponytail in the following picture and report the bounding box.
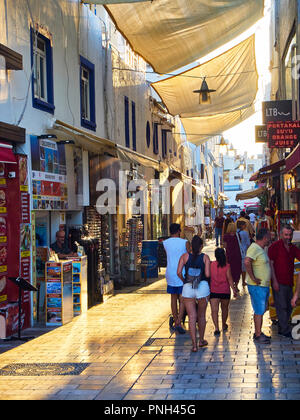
[215,247,227,268]
[191,235,203,260]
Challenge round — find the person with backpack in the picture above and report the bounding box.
[210,248,238,336]
[177,235,211,352]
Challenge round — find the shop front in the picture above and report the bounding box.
[0,122,32,339]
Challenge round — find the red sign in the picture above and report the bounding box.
[267,121,300,148]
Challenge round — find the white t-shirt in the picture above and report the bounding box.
[249,212,256,223]
[163,237,188,287]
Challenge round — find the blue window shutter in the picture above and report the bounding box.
[124,96,130,148]
[131,101,136,151]
[162,129,167,158]
[153,123,158,154]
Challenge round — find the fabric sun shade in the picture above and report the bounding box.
[236,186,266,201]
[180,105,255,145]
[0,142,17,164]
[104,0,264,74]
[152,36,258,118]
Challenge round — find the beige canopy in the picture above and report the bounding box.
[180,105,255,145]
[152,36,258,118]
[236,186,266,201]
[104,0,264,74]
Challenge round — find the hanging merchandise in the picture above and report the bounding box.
[125,217,143,271]
[0,154,32,339]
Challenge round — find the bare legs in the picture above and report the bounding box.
[171,294,185,327]
[210,298,230,333]
[184,297,208,351]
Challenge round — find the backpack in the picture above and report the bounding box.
[184,253,209,288]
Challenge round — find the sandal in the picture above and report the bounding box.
[199,340,208,348]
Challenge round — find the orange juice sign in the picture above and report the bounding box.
[267,121,300,148]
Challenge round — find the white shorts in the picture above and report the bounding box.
[182,281,210,299]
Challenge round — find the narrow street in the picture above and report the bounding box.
[0,242,300,401]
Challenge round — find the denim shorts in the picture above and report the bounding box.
[167,285,183,295]
[247,285,270,316]
[182,281,210,299]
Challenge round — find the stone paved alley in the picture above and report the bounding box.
[0,242,300,400]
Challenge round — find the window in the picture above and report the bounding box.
[247,164,254,173]
[161,129,168,158]
[153,122,159,155]
[124,96,130,148]
[146,121,151,148]
[131,101,136,151]
[223,170,229,183]
[31,29,54,114]
[80,56,96,131]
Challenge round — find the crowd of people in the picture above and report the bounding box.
[163,214,300,352]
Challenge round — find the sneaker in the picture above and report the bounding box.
[175,325,186,334]
[254,334,271,344]
[261,332,271,340]
[214,330,221,336]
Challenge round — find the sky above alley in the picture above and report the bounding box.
[148,0,271,157]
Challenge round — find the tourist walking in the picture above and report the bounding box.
[163,223,188,334]
[244,228,272,344]
[223,222,242,290]
[236,211,254,241]
[177,236,210,352]
[213,210,225,247]
[248,211,257,226]
[236,220,251,287]
[210,248,238,336]
[222,212,233,243]
[268,224,300,338]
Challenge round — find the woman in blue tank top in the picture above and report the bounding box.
[177,235,211,352]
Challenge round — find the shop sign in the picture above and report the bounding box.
[267,121,300,149]
[30,136,68,210]
[255,125,267,143]
[262,100,292,124]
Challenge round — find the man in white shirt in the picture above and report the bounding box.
[249,212,257,225]
[163,223,188,334]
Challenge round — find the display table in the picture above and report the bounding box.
[45,261,73,326]
[71,256,88,316]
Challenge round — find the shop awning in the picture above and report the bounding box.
[250,158,286,181]
[249,170,260,182]
[285,144,300,172]
[48,120,116,155]
[104,0,264,74]
[236,186,266,201]
[180,105,255,145]
[0,142,17,164]
[116,144,167,172]
[152,36,258,118]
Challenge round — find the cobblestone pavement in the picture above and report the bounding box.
[0,241,300,400]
